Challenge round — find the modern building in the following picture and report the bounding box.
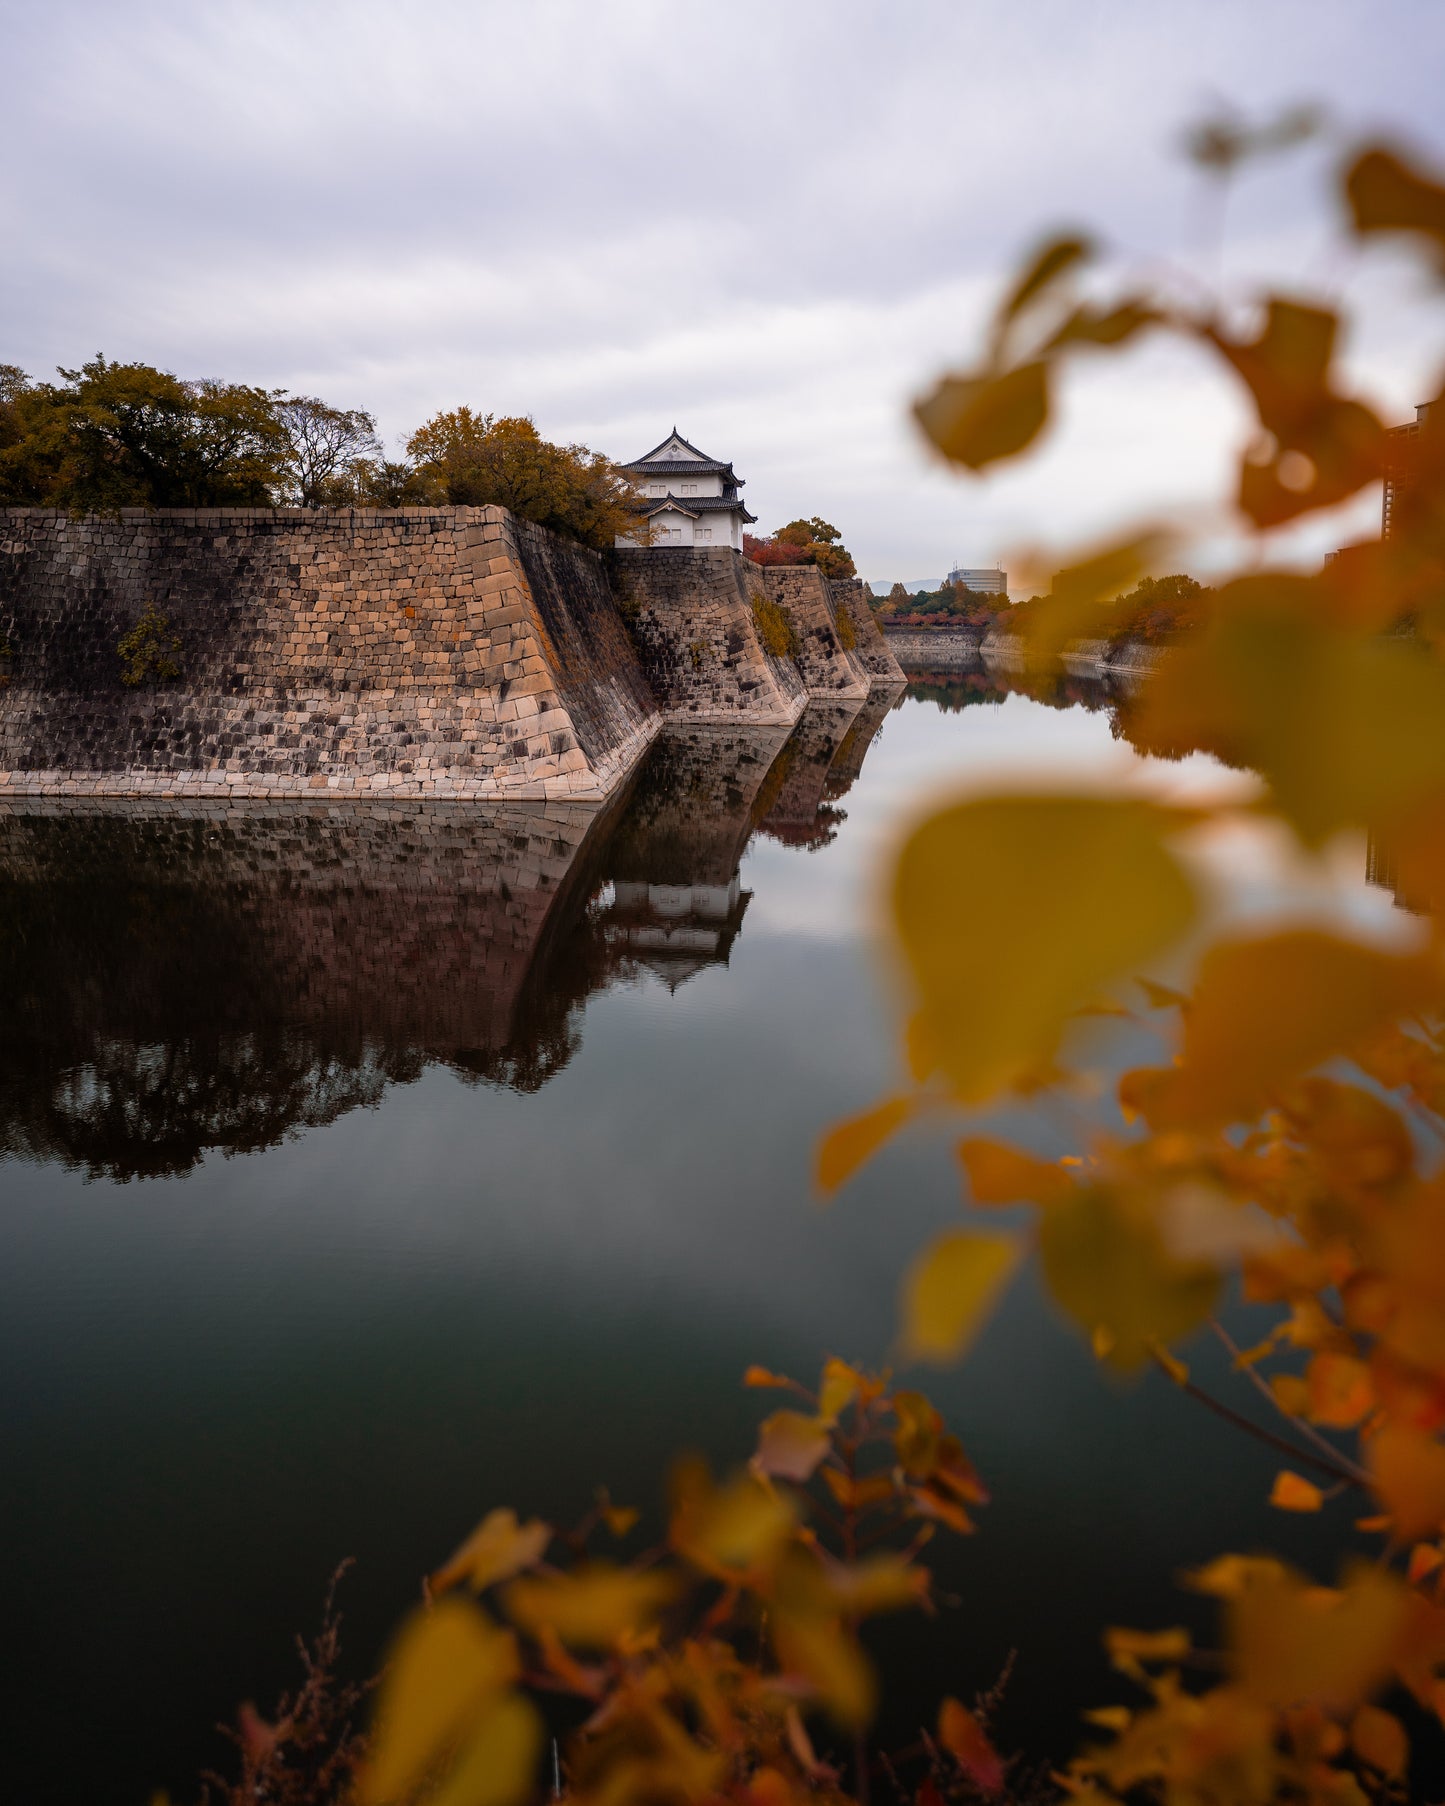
[944,566,1008,594]
[1383,402,1433,540]
[615,430,757,550]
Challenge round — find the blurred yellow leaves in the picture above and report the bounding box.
[1369,1424,1445,1541]
[358,1600,537,1806]
[430,1508,550,1596]
[1039,1188,1218,1370]
[914,362,1049,473]
[1346,142,1445,269]
[504,1565,676,1651]
[958,1136,1075,1206]
[894,794,1196,1104]
[901,1230,1022,1362]
[815,1094,913,1195]
[1269,1471,1325,1513]
[1131,930,1440,1130]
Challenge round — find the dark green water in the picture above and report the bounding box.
[0,680,1379,1802]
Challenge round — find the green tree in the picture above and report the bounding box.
[405,409,644,550]
[0,356,291,510]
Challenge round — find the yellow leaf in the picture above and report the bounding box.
[1104,1626,1191,1663]
[1185,1554,1289,1599]
[1138,977,1187,1010]
[596,1490,640,1539]
[430,1508,551,1595]
[1038,1189,1218,1370]
[1270,1470,1325,1513]
[1369,1425,1445,1541]
[1350,1704,1409,1779]
[937,1696,1005,1792]
[913,361,1050,471]
[1020,534,1169,670]
[893,795,1196,1106]
[670,1458,797,1580]
[816,1096,914,1195]
[958,1137,1075,1206]
[825,1555,931,1616]
[1346,143,1445,266]
[429,1694,542,1806]
[1135,607,1445,847]
[818,1356,861,1421]
[1230,1561,1409,1712]
[753,1410,833,1482]
[359,1600,520,1806]
[901,1230,1023,1363]
[772,1608,875,1727]
[502,1564,676,1651]
[1137,930,1439,1130]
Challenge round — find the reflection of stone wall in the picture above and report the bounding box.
[601,723,796,888]
[822,685,906,801]
[755,701,864,849]
[0,796,617,1176]
[612,548,807,724]
[0,507,657,799]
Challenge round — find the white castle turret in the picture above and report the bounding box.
[615,429,757,550]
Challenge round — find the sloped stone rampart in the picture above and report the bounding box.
[755,565,870,698]
[612,547,807,724]
[0,507,658,800]
[830,579,906,683]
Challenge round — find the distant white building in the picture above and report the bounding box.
[945,566,1008,594]
[615,429,757,550]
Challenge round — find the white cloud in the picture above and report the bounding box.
[3,0,1442,576]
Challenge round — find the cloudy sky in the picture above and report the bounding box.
[4,0,1442,584]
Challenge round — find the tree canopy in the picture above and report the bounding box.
[405,409,645,550]
[745,517,858,579]
[0,366,646,550]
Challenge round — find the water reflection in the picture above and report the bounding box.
[0,695,905,1178]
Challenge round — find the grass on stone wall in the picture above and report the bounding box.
[835,602,857,651]
[117,602,183,688]
[750,590,799,661]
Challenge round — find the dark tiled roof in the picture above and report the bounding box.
[629,427,715,464]
[627,459,743,483]
[643,494,757,523]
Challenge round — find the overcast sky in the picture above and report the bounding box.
[4,0,1442,584]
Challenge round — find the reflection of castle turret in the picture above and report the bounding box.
[589,723,792,990]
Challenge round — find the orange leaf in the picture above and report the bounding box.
[816,1096,913,1195]
[1351,1703,1409,1778]
[1307,1352,1373,1429]
[1346,144,1445,266]
[744,1366,791,1389]
[937,1697,1005,1793]
[958,1137,1074,1206]
[1370,1425,1445,1541]
[1270,1470,1325,1513]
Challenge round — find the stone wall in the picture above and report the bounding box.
[755,565,870,698]
[829,579,906,682]
[612,547,807,724]
[883,628,981,669]
[0,507,658,801]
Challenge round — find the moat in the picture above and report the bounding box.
[0,672,1388,1803]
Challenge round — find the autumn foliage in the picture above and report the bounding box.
[229,126,1445,1806]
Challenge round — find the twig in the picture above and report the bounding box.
[1210,1321,1371,1485]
